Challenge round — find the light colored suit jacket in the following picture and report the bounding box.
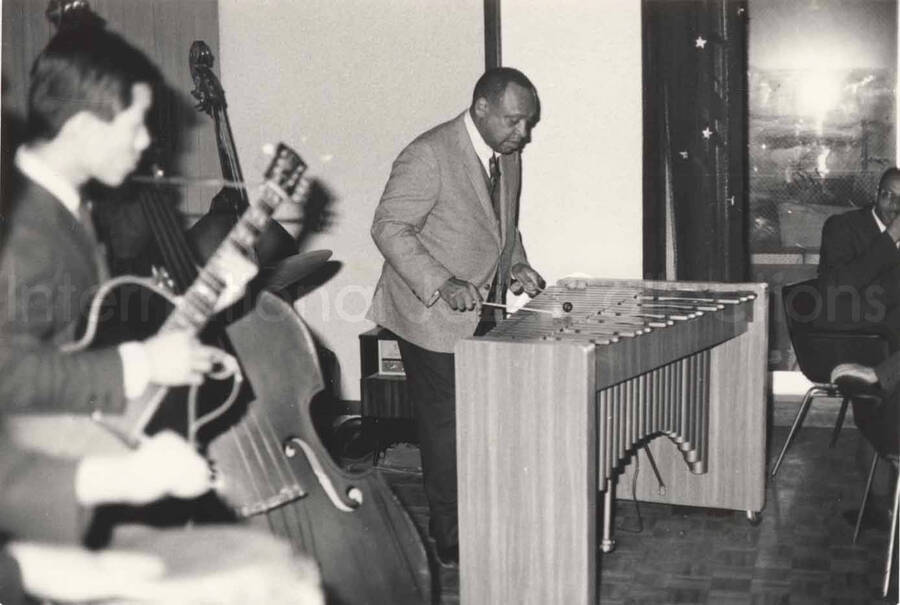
[368,112,530,353]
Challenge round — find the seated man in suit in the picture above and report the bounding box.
[817,167,900,343]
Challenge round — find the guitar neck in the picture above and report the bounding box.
[161,183,284,334]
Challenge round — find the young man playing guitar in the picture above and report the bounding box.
[0,20,322,605]
[0,24,225,417]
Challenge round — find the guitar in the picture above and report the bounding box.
[6,143,307,456]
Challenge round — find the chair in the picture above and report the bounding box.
[847,392,899,598]
[771,278,894,477]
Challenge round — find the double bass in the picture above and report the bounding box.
[182,39,433,604]
[35,4,433,602]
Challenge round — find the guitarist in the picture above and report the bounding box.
[0,24,242,418]
[0,20,323,605]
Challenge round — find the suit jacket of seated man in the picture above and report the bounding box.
[368,111,530,353]
[0,433,86,605]
[817,206,900,340]
[0,435,85,543]
[0,169,126,414]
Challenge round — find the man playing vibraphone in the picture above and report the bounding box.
[368,67,545,567]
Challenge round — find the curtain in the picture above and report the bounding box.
[643,0,748,282]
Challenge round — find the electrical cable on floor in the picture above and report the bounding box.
[616,453,645,534]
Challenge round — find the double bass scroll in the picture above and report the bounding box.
[188,40,299,268]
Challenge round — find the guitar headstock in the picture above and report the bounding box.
[263,144,309,205]
[189,40,226,116]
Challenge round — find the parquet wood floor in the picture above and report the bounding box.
[358,425,897,604]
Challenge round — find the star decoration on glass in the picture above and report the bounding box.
[679,150,689,159]
[701,126,713,139]
[695,36,707,49]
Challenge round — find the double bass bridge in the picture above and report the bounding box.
[233,484,307,518]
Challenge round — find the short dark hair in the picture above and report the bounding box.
[471,67,536,106]
[878,167,900,195]
[25,24,160,142]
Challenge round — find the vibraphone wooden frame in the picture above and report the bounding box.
[455,279,768,605]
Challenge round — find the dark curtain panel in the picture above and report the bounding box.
[484,0,501,70]
[643,0,748,282]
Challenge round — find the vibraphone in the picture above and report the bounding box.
[455,278,768,605]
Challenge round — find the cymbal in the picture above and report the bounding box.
[258,249,332,293]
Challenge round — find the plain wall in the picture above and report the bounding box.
[218,0,483,399]
[503,1,644,284]
[218,1,644,399]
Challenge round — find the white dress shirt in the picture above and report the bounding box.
[463,109,495,176]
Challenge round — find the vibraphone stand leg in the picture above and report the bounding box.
[643,446,667,496]
[601,479,616,553]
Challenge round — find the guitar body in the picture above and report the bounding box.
[6,283,432,604]
[211,292,431,604]
[4,277,178,458]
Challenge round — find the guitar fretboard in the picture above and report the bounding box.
[162,183,285,334]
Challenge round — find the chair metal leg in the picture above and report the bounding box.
[853,452,879,544]
[772,387,821,477]
[882,464,899,598]
[829,397,850,448]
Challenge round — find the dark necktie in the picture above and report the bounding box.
[77,201,110,282]
[489,154,501,221]
[475,154,504,336]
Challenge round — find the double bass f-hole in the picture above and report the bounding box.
[284,437,362,511]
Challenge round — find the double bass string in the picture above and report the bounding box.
[143,188,195,288]
[252,408,319,554]
[226,405,317,555]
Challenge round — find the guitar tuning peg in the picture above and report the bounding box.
[290,177,311,204]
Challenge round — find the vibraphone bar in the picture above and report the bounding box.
[456,278,768,605]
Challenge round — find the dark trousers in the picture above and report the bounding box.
[396,338,458,550]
